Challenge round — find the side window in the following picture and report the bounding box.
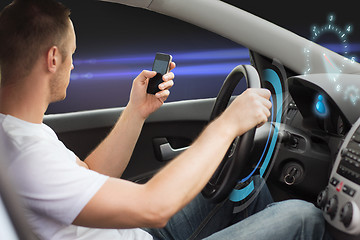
[45,1,249,114]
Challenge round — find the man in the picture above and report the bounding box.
[0,0,327,239]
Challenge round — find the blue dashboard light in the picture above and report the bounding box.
[316,95,326,114]
[315,94,328,117]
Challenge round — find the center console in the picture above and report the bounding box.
[318,117,360,237]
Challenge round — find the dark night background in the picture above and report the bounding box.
[0,0,359,114]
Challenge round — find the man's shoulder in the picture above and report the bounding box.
[0,114,75,171]
[1,114,58,148]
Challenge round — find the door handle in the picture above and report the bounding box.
[152,138,189,161]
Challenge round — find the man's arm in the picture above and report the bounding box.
[73,88,272,229]
[82,64,175,178]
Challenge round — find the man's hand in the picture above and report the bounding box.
[220,88,272,139]
[128,62,176,120]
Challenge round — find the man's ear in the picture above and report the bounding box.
[47,46,60,73]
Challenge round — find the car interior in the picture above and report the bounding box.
[1,0,360,239]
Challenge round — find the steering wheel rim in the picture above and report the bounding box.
[201,65,261,203]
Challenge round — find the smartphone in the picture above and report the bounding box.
[147,52,172,94]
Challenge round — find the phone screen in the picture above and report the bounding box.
[147,53,172,94]
[153,59,169,75]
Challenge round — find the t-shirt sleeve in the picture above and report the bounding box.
[10,142,109,225]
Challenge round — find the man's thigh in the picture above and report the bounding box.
[204,200,326,240]
[145,176,273,240]
[144,194,221,240]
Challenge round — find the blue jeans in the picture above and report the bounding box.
[144,177,326,240]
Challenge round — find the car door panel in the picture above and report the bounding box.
[44,98,215,180]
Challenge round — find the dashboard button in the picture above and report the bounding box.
[336,181,344,192]
[343,185,356,197]
[352,134,360,143]
[330,177,339,187]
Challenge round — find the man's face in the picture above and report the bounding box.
[49,19,76,103]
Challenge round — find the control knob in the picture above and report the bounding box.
[340,202,353,228]
[325,195,338,220]
[317,188,328,209]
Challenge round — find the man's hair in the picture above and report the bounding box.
[0,0,71,86]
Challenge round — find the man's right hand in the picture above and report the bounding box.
[220,88,272,139]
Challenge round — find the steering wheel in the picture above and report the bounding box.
[201,65,261,203]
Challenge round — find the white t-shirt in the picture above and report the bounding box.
[0,114,152,240]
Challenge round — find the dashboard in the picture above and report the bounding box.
[288,74,360,136]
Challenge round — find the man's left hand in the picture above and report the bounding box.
[128,62,176,120]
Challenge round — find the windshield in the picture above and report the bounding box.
[1,0,358,114]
